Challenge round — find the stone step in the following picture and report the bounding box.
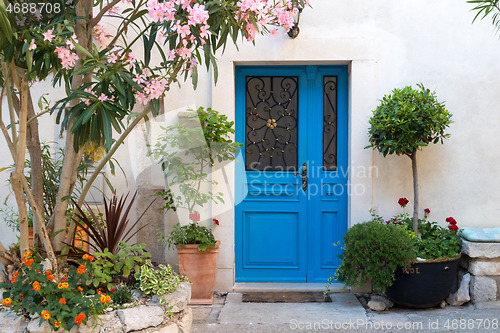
[233,282,349,293]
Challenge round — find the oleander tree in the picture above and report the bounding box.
[468,0,500,30]
[0,0,309,275]
[366,84,452,235]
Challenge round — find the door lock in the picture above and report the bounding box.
[294,162,307,191]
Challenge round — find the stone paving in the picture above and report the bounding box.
[192,293,500,333]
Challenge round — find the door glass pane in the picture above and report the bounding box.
[245,76,298,171]
[323,76,337,171]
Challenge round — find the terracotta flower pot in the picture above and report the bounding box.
[177,241,220,305]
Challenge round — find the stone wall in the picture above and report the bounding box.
[461,240,500,304]
[0,282,192,333]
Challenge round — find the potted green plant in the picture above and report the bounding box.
[334,199,462,308]
[150,106,241,304]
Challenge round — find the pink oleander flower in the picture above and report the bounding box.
[93,23,111,45]
[187,3,209,26]
[98,93,110,102]
[43,29,55,42]
[55,46,78,69]
[147,0,176,23]
[269,28,279,39]
[28,39,37,51]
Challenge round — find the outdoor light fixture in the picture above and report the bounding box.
[287,3,303,39]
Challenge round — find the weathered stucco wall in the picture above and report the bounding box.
[1,0,500,290]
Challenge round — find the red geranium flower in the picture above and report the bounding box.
[213,218,219,226]
[446,217,457,225]
[424,208,430,214]
[398,197,409,208]
[449,224,459,231]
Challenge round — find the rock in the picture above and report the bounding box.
[469,260,500,276]
[367,300,387,311]
[78,314,124,333]
[0,311,26,333]
[177,307,192,333]
[440,300,446,308]
[470,276,497,303]
[116,305,164,332]
[447,273,471,306]
[142,323,179,333]
[371,295,394,309]
[152,282,191,313]
[28,319,78,333]
[462,240,500,259]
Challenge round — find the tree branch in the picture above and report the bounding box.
[89,0,121,27]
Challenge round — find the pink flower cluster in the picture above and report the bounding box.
[93,24,111,45]
[81,87,113,107]
[147,0,176,22]
[132,68,168,105]
[55,46,79,70]
[235,0,298,41]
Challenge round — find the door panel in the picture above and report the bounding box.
[235,65,348,282]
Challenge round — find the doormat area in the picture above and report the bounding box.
[242,292,332,303]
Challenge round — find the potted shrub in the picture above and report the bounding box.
[334,200,462,308]
[150,107,241,305]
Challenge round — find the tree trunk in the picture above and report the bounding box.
[12,77,29,255]
[50,0,92,253]
[25,91,44,241]
[410,151,420,235]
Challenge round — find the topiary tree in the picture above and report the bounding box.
[366,84,452,234]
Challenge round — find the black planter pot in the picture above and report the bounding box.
[385,255,461,308]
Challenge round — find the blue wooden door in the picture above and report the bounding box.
[235,66,348,282]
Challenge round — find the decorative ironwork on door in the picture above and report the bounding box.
[323,76,338,171]
[244,76,298,171]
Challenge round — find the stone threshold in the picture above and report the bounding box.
[233,282,349,293]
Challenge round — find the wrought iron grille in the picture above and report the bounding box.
[245,76,298,171]
[323,76,338,171]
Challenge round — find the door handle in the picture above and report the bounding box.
[294,162,307,191]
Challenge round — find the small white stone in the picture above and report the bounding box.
[367,300,387,311]
[371,295,394,309]
[440,300,446,308]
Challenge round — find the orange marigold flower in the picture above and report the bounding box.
[76,265,85,274]
[54,321,61,328]
[59,298,66,304]
[24,259,34,267]
[47,274,54,281]
[82,254,94,261]
[2,298,12,306]
[57,282,69,289]
[74,312,85,324]
[100,295,107,303]
[45,270,51,276]
[23,251,32,258]
[13,272,19,277]
[105,295,111,303]
[9,278,16,283]
[77,286,83,292]
[61,277,68,282]
[32,281,41,291]
[41,310,51,320]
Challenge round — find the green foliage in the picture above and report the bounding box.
[110,285,133,305]
[405,218,462,260]
[158,222,216,251]
[0,252,103,331]
[86,242,151,291]
[149,107,242,213]
[367,84,452,157]
[335,221,416,292]
[136,260,186,296]
[468,0,500,31]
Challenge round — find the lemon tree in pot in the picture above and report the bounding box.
[150,107,241,305]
